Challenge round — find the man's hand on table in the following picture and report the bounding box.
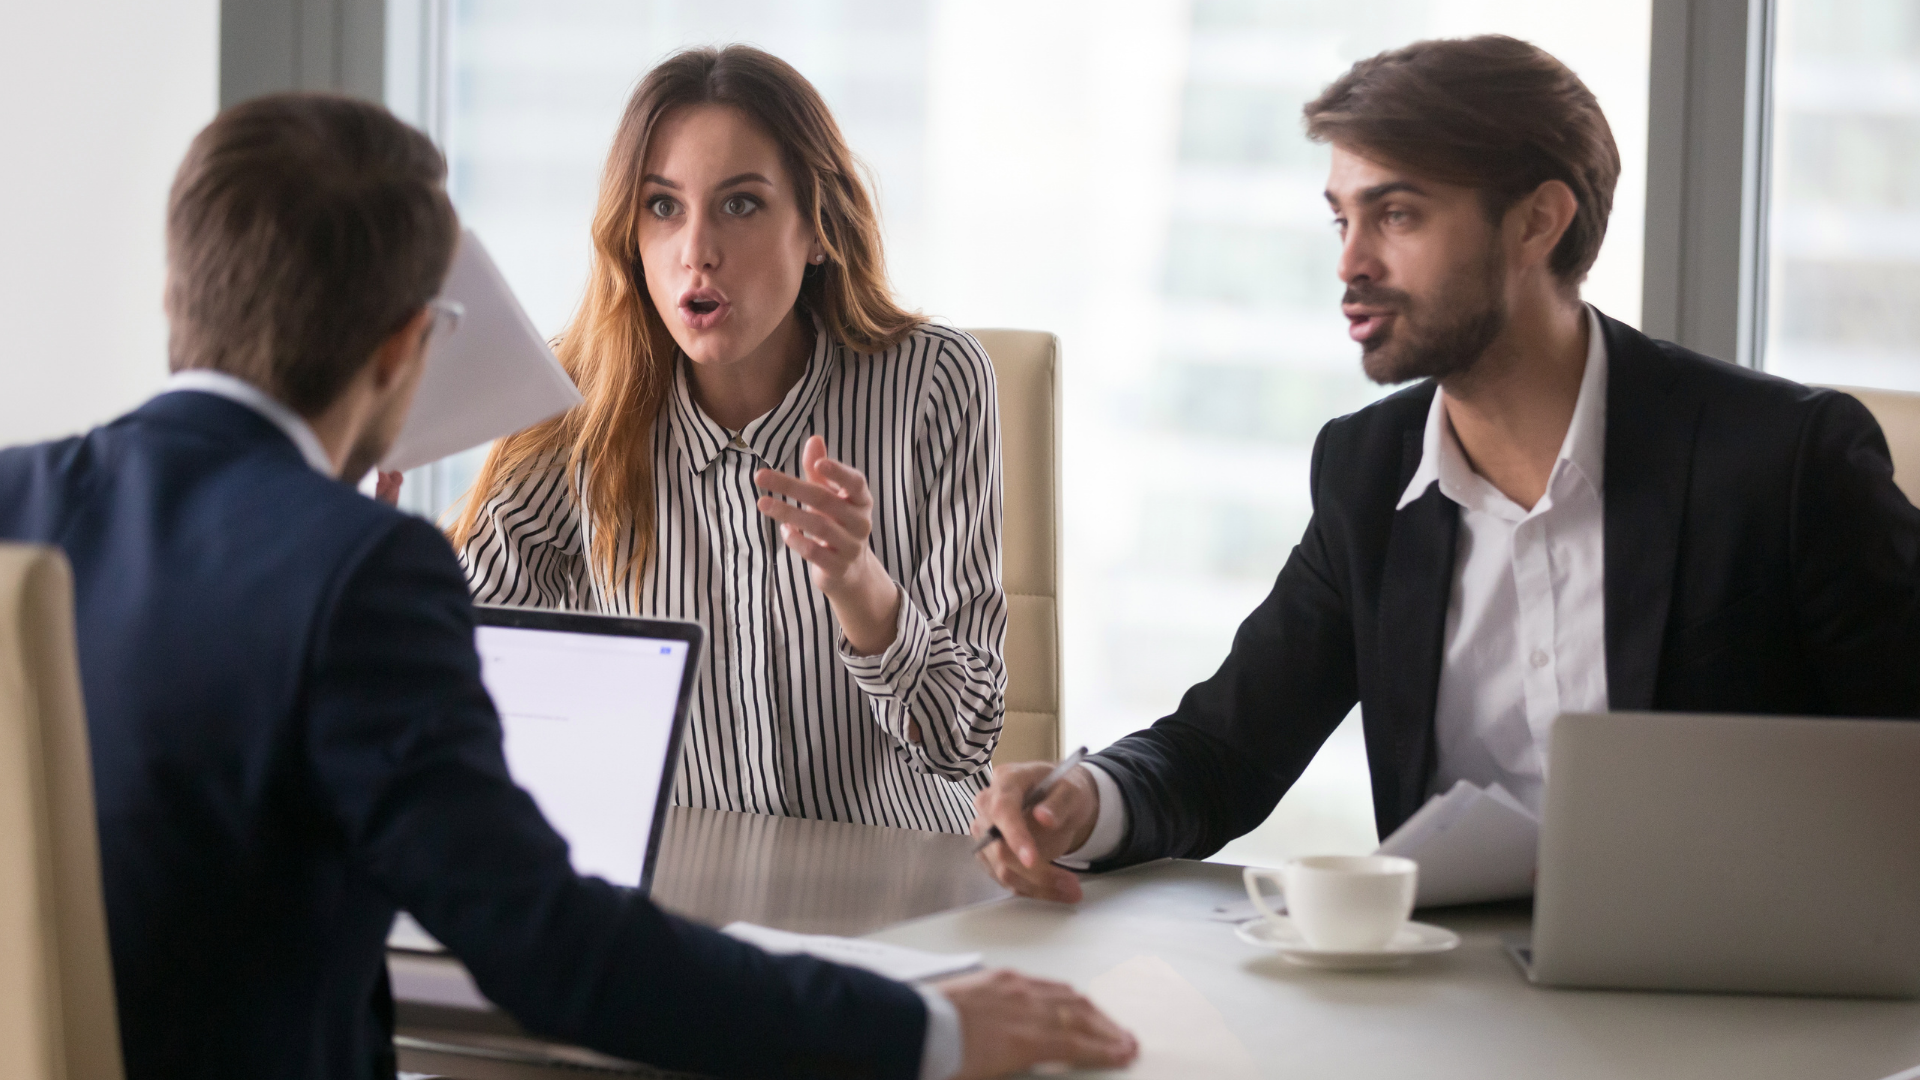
[937,969,1137,1078]
[971,762,1101,903]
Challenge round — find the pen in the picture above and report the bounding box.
[972,746,1090,855]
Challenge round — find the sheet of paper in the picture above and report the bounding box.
[1076,954,1259,1080]
[1378,778,1481,859]
[721,923,981,983]
[380,229,583,472]
[1378,779,1538,907]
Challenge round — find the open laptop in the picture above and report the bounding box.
[1508,711,1920,998]
[388,605,702,953]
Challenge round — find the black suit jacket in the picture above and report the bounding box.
[1089,311,1920,868]
[0,391,925,1080]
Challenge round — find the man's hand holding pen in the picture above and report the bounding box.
[970,751,1104,904]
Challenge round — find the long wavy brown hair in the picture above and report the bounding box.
[450,45,923,593]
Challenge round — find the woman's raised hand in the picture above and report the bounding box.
[755,435,904,658]
[374,470,404,505]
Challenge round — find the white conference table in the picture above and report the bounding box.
[395,808,1920,1079]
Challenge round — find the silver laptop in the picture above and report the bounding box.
[1509,711,1920,998]
[388,606,702,953]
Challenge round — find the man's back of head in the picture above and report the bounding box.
[165,93,457,418]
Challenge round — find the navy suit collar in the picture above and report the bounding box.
[132,390,318,471]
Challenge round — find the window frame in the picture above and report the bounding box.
[1641,0,1778,369]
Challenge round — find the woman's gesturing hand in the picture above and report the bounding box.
[755,435,904,658]
[374,470,403,505]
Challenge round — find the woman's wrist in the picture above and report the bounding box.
[829,551,903,656]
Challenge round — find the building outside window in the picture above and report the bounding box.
[1763,0,1920,392]
[392,0,1649,865]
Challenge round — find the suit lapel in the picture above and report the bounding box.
[1374,420,1457,830]
[1600,314,1702,710]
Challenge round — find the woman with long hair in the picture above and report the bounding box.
[450,46,1005,833]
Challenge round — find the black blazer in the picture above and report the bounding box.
[1089,311,1920,869]
[0,391,925,1080]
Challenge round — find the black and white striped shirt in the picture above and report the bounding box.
[460,323,1006,834]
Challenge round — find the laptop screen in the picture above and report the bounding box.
[475,609,701,892]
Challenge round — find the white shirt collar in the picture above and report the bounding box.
[162,370,336,476]
[1396,304,1609,512]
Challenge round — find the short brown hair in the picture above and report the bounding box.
[165,93,458,416]
[1304,35,1620,284]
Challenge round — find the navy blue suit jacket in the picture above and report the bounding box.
[0,390,926,1079]
[1088,311,1920,867]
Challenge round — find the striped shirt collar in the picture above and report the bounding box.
[161,369,336,476]
[1396,304,1609,511]
[666,316,836,474]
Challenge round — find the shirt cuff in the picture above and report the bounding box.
[1054,763,1127,869]
[915,985,964,1080]
[837,590,931,701]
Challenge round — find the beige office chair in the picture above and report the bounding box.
[968,330,1063,765]
[0,544,123,1080]
[1819,385,1920,505]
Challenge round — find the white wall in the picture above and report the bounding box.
[0,1,220,445]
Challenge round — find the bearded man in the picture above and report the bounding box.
[972,34,1920,899]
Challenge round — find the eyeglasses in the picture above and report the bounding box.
[423,298,465,350]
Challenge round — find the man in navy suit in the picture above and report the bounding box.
[0,93,1133,1079]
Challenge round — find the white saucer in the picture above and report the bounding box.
[1234,916,1460,970]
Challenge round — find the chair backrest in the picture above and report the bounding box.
[0,544,123,1080]
[1818,385,1920,506]
[967,329,1063,765]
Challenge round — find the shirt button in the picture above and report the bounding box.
[1530,649,1549,669]
[729,436,748,450]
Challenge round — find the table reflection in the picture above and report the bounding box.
[649,806,1009,936]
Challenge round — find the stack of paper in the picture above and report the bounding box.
[1377,779,1538,908]
[380,229,584,473]
[721,923,981,983]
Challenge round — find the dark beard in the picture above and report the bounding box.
[1352,244,1508,386]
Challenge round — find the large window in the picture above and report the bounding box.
[394,0,1650,866]
[1763,0,1920,390]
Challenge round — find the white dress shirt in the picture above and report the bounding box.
[161,367,966,1080]
[1068,306,1611,860]
[163,370,335,475]
[1410,305,1610,815]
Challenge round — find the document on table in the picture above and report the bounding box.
[721,923,981,983]
[1080,954,1258,1080]
[1205,780,1536,921]
[380,229,583,472]
[1377,779,1538,908]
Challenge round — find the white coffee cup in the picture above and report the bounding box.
[1243,855,1418,951]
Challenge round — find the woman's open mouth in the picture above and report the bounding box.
[678,289,731,331]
